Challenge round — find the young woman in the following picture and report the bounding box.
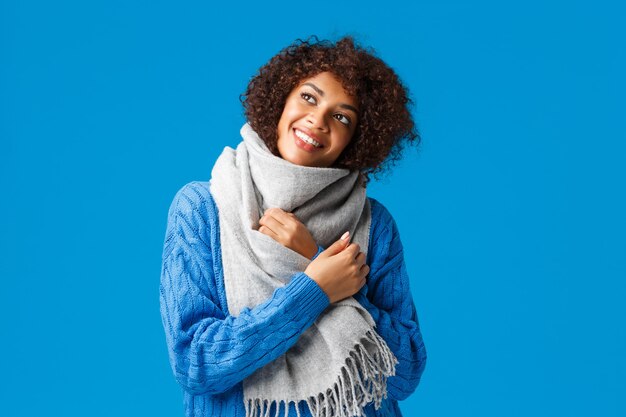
[160,36,427,417]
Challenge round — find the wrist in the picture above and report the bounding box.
[310,244,324,260]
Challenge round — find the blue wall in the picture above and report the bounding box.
[1,0,624,415]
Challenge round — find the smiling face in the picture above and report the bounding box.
[276,72,359,168]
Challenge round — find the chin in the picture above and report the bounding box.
[276,144,309,167]
[281,153,316,167]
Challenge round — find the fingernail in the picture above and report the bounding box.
[341,231,350,241]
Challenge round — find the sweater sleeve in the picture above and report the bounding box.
[352,199,427,401]
[159,183,330,396]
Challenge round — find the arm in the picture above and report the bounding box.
[159,183,330,396]
[352,200,427,401]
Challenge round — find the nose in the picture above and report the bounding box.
[305,107,329,132]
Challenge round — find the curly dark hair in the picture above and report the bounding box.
[240,35,421,183]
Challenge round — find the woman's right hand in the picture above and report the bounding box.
[304,232,370,304]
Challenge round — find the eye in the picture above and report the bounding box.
[300,92,317,104]
[334,113,351,126]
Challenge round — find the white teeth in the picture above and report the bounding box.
[295,129,322,147]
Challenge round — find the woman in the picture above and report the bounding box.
[160,36,427,417]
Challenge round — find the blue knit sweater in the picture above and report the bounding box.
[159,181,427,416]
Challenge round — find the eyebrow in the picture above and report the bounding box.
[302,82,359,114]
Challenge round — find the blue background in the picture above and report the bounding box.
[1,0,624,415]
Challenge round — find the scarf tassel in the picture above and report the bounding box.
[244,329,399,417]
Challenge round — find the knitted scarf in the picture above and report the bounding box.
[209,123,397,417]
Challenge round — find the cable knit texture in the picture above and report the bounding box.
[160,181,427,416]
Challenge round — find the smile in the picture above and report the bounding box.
[294,128,323,148]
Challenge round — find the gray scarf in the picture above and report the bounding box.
[209,123,397,417]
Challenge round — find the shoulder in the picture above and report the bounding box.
[368,196,400,245]
[168,181,214,214]
[366,197,406,282]
[367,197,403,272]
[164,181,218,252]
[167,181,217,225]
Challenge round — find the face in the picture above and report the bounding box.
[276,71,359,168]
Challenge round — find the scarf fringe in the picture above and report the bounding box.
[244,329,399,417]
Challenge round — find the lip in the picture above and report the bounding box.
[292,128,323,153]
[293,127,325,148]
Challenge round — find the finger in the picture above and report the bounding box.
[325,235,350,256]
[265,207,286,216]
[265,207,295,226]
[357,275,367,290]
[262,208,282,224]
[360,264,370,278]
[346,243,361,257]
[355,252,366,266]
[258,225,278,238]
[259,214,284,235]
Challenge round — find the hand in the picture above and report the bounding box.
[258,207,318,259]
[304,232,370,304]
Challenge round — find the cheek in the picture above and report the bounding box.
[277,106,297,132]
[335,131,354,153]
[276,108,296,148]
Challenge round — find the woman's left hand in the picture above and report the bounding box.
[258,208,318,259]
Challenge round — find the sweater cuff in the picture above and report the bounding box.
[311,245,325,261]
[285,272,330,319]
